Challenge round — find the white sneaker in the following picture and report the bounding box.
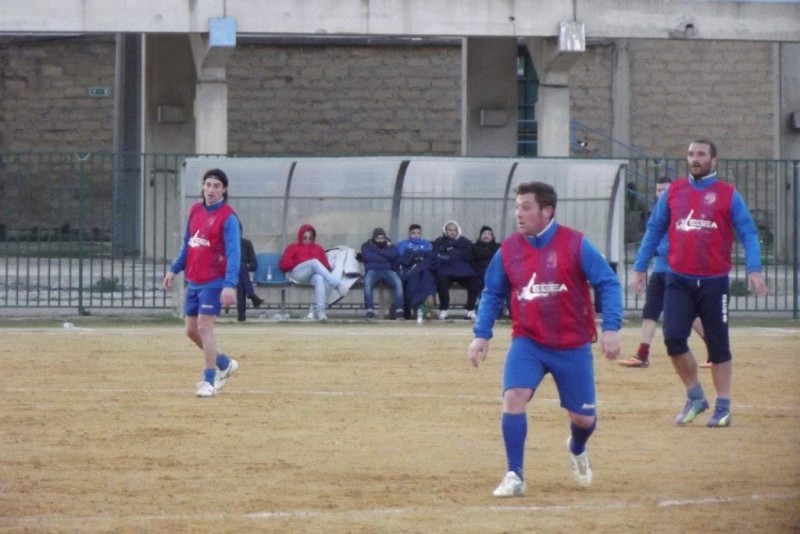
[306,310,316,320]
[196,381,216,397]
[567,437,592,487]
[317,311,328,321]
[215,359,239,391]
[464,309,477,320]
[492,471,526,497]
[438,310,449,320]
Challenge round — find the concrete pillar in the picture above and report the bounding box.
[536,85,572,157]
[611,39,631,158]
[189,18,236,155]
[461,37,518,156]
[194,80,228,154]
[525,30,584,157]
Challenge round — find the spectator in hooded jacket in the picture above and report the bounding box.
[432,220,481,320]
[472,225,500,290]
[279,224,343,321]
[359,227,404,319]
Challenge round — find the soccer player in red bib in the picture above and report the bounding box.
[163,168,241,398]
[632,140,767,427]
[468,181,622,497]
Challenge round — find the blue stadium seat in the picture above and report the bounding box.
[254,252,290,313]
[254,252,287,286]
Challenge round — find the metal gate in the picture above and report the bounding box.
[0,152,181,313]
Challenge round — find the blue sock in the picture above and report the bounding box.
[569,419,596,455]
[715,397,731,412]
[687,382,705,401]
[203,368,216,385]
[216,353,231,371]
[501,413,527,480]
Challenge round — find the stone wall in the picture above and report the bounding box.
[628,40,774,159]
[568,39,775,159]
[227,43,462,155]
[0,36,115,151]
[0,36,779,159]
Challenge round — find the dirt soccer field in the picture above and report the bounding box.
[1,318,798,533]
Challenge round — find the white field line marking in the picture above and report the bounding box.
[6,492,798,527]
[5,386,798,413]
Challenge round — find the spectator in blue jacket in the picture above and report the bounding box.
[433,220,481,320]
[359,227,404,319]
[397,223,437,321]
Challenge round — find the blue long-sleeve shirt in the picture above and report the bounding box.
[473,221,623,341]
[633,173,762,277]
[169,201,241,289]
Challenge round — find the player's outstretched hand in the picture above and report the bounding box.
[631,271,647,294]
[600,330,621,360]
[748,272,768,297]
[468,338,489,368]
[220,287,236,307]
[162,272,175,291]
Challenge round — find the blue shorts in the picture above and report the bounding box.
[502,336,596,416]
[663,273,730,363]
[184,286,223,317]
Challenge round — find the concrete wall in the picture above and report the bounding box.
[568,39,777,159]
[4,0,799,42]
[0,35,791,159]
[227,42,462,155]
[0,36,115,151]
[462,37,518,156]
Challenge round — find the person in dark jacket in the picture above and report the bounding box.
[432,220,481,320]
[472,225,500,290]
[397,223,437,322]
[236,224,264,322]
[359,227,404,319]
[472,225,504,318]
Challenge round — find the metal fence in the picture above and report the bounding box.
[0,151,797,317]
[0,152,183,313]
[623,157,799,317]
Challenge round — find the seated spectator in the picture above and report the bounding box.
[432,220,481,320]
[397,223,437,321]
[472,225,503,318]
[278,223,343,321]
[236,224,264,322]
[472,225,500,289]
[359,227,404,320]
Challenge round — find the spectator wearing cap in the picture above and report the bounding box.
[359,227,404,319]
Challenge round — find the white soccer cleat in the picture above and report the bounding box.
[464,309,477,320]
[492,471,526,497]
[438,309,449,320]
[567,437,592,487]
[196,381,216,398]
[214,359,239,391]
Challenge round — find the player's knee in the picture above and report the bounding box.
[665,337,689,356]
[708,348,732,365]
